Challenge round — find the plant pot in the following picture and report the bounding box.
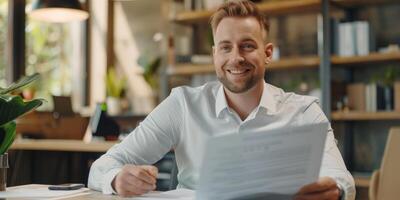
[0,153,8,191]
[106,97,122,116]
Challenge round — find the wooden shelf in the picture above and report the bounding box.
[332,111,400,121]
[167,63,214,76]
[354,176,370,187]
[268,56,319,70]
[332,0,399,8]
[173,0,321,24]
[332,52,400,66]
[167,56,319,76]
[10,139,118,152]
[172,0,398,24]
[167,52,400,76]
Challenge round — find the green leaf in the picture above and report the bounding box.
[0,95,45,126]
[0,73,40,95]
[0,121,16,154]
[106,68,126,98]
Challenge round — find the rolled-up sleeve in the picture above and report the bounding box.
[88,88,184,194]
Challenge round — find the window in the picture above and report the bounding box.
[0,0,7,88]
[25,0,87,111]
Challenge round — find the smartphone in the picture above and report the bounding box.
[48,183,85,190]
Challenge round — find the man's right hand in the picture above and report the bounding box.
[112,165,158,197]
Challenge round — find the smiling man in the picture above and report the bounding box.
[88,1,355,199]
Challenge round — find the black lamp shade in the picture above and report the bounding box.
[29,0,89,23]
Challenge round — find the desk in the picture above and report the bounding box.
[10,139,118,152]
[5,184,121,200]
[6,184,189,200]
[8,139,118,187]
[8,139,176,191]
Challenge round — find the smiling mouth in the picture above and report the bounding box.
[227,69,250,75]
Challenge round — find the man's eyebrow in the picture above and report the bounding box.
[217,40,231,46]
[241,38,256,43]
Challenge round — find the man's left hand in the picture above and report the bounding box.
[294,177,340,200]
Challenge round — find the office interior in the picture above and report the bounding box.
[0,0,399,199]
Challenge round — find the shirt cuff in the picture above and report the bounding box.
[334,176,356,200]
[337,183,345,200]
[101,168,122,195]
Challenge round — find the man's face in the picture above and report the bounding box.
[213,17,273,93]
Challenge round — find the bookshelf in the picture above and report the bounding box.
[165,0,400,196]
[172,0,398,24]
[173,0,321,24]
[332,111,400,121]
[332,52,400,66]
[167,56,320,76]
[167,52,400,76]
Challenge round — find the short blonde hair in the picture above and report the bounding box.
[210,0,270,36]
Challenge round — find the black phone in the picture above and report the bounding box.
[48,183,84,190]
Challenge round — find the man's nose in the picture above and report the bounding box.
[230,47,245,64]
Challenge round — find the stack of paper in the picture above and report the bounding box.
[0,185,89,200]
[196,123,328,200]
[132,189,195,200]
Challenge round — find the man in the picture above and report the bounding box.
[88,0,356,199]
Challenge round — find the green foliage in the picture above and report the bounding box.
[0,122,16,155]
[106,68,126,98]
[382,67,399,86]
[143,57,161,90]
[0,73,45,154]
[371,66,399,86]
[0,73,40,95]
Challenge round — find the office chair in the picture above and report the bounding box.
[369,127,400,200]
[169,158,178,190]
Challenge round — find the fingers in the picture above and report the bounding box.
[112,165,158,197]
[126,173,156,191]
[129,166,158,185]
[297,177,337,195]
[114,174,150,197]
[294,187,340,200]
[141,165,159,179]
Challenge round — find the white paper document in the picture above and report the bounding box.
[131,189,195,200]
[0,184,90,199]
[196,123,328,200]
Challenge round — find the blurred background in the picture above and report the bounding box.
[1,0,400,199]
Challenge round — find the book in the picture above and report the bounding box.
[383,86,394,111]
[354,21,370,56]
[395,82,400,111]
[330,18,340,55]
[337,21,371,57]
[338,22,355,57]
[365,83,387,112]
[347,83,366,111]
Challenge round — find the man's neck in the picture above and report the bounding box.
[224,81,264,121]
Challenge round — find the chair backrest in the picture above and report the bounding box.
[376,127,400,200]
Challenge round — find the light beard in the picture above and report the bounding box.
[217,70,264,94]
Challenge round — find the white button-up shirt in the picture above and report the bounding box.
[88,81,355,199]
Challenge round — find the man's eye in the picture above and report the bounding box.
[242,44,255,50]
[219,46,231,52]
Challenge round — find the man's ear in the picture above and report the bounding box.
[264,43,273,64]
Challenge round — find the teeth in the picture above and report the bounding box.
[229,69,247,74]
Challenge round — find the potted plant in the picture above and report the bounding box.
[105,68,126,116]
[381,67,398,111]
[0,73,44,191]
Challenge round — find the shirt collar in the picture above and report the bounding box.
[215,82,278,118]
[215,85,228,117]
[259,82,278,114]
